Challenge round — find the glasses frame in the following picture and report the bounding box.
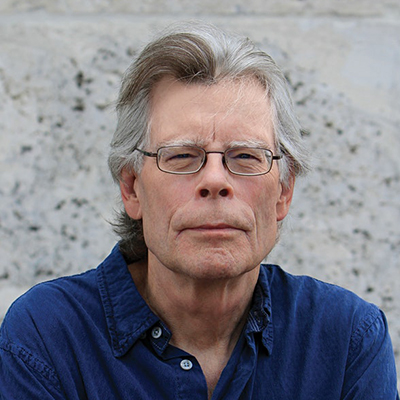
[134,145,282,176]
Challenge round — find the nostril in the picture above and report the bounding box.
[219,189,228,197]
[200,189,209,198]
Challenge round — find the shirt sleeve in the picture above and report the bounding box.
[0,302,65,400]
[341,307,399,400]
[0,342,65,400]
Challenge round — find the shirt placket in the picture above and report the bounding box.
[148,322,209,400]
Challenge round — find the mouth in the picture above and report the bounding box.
[174,213,253,238]
[181,223,246,237]
[192,224,238,230]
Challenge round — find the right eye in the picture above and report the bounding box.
[158,147,203,173]
[169,152,196,160]
[162,148,200,162]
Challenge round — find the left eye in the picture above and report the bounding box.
[229,149,263,163]
[234,152,255,159]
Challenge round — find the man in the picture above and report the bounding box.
[0,22,398,399]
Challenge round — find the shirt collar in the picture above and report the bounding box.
[246,265,274,355]
[97,244,274,357]
[97,244,159,357]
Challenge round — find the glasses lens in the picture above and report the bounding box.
[225,147,273,175]
[158,146,204,174]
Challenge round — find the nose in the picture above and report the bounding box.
[195,153,234,199]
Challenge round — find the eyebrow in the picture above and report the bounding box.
[227,139,272,149]
[154,137,272,150]
[156,138,204,148]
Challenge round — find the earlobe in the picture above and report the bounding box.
[276,175,295,222]
[120,168,142,220]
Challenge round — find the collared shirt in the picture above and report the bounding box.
[0,244,398,399]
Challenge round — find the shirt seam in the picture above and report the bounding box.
[0,340,62,392]
[348,305,381,357]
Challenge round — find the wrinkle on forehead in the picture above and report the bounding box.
[148,76,274,148]
[200,76,270,123]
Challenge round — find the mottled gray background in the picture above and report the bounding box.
[1,0,399,385]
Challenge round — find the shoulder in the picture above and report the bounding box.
[262,263,375,309]
[258,265,398,396]
[7,268,97,312]
[0,269,99,395]
[1,269,98,348]
[261,264,398,396]
[261,264,382,337]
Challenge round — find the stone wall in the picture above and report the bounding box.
[1,0,399,385]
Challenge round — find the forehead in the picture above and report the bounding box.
[148,77,274,147]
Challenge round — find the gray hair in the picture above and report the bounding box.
[108,21,311,262]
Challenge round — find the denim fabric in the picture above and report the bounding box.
[0,244,398,399]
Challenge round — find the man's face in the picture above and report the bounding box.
[121,77,294,281]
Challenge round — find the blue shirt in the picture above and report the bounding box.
[0,244,398,399]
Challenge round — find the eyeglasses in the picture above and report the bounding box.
[133,145,282,176]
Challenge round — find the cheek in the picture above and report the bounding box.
[248,175,281,214]
[138,179,185,237]
[247,181,281,237]
[255,197,278,231]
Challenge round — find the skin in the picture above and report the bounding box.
[120,76,295,398]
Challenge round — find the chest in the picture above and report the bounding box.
[54,334,345,400]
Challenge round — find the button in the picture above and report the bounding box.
[180,359,193,371]
[151,326,162,339]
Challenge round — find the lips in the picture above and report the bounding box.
[172,209,254,235]
[178,219,251,235]
[180,224,242,239]
[193,223,238,230]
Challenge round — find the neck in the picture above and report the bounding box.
[129,255,260,395]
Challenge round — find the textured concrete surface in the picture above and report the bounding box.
[0,1,399,384]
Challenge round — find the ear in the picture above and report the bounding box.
[276,174,295,222]
[119,168,142,220]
